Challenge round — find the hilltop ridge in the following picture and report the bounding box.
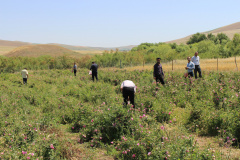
[5,44,81,57]
[166,21,240,44]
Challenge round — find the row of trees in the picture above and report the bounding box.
[1,33,240,72]
[91,33,240,66]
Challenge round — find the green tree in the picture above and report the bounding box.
[207,33,216,42]
[227,33,240,56]
[187,33,207,44]
[215,33,230,44]
[232,33,240,47]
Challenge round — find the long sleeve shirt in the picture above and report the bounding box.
[153,63,164,77]
[90,64,98,73]
[191,56,200,65]
[121,80,136,93]
[187,61,195,73]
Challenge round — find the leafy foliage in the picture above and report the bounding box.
[0,69,240,159]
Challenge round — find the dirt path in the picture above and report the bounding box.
[57,125,114,160]
[196,136,240,159]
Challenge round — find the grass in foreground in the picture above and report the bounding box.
[0,69,240,159]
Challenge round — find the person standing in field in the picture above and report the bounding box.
[120,80,136,107]
[90,62,98,81]
[21,68,28,84]
[72,62,77,76]
[185,56,195,77]
[191,51,202,79]
[153,58,165,85]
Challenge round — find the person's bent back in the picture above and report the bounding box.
[21,68,28,84]
[120,80,136,107]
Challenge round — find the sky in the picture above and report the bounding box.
[0,0,240,47]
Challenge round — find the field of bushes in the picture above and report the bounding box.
[1,68,240,159]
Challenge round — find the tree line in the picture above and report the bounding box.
[1,33,240,72]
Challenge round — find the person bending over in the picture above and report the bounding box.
[120,80,136,107]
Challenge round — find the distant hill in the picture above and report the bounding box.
[5,44,82,57]
[50,43,136,51]
[0,40,32,47]
[166,22,240,44]
[0,39,136,54]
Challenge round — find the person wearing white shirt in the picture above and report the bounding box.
[191,52,202,79]
[120,80,136,107]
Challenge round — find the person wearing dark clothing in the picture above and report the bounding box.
[72,62,77,76]
[90,62,98,81]
[153,58,165,85]
[121,80,136,107]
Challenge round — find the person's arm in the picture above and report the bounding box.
[26,71,28,78]
[90,65,92,70]
[153,65,156,79]
[161,66,164,76]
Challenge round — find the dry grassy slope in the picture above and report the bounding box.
[166,22,240,44]
[51,43,136,51]
[0,39,32,47]
[5,44,82,57]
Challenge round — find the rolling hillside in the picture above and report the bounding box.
[1,21,240,55]
[0,39,136,56]
[166,21,240,44]
[0,39,32,47]
[5,44,82,57]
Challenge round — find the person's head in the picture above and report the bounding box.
[156,58,161,64]
[195,52,198,56]
[74,62,76,65]
[24,68,27,70]
[92,62,95,64]
[187,56,191,62]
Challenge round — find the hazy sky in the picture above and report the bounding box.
[0,0,239,47]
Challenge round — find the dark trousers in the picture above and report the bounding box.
[194,65,202,79]
[188,72,193,77]
[92,72,98,81]
[156,74,165,85]
[74,69,77,76]
[122,87,135,106]
[23,78,27,84]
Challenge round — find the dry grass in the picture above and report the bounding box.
[0,46,16,55]
[58,125,114,160]
[74,50,103,55]
[164,123,240,159]
[5,44,83,57]
[102,57,240,72]
[197,136,240,159]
